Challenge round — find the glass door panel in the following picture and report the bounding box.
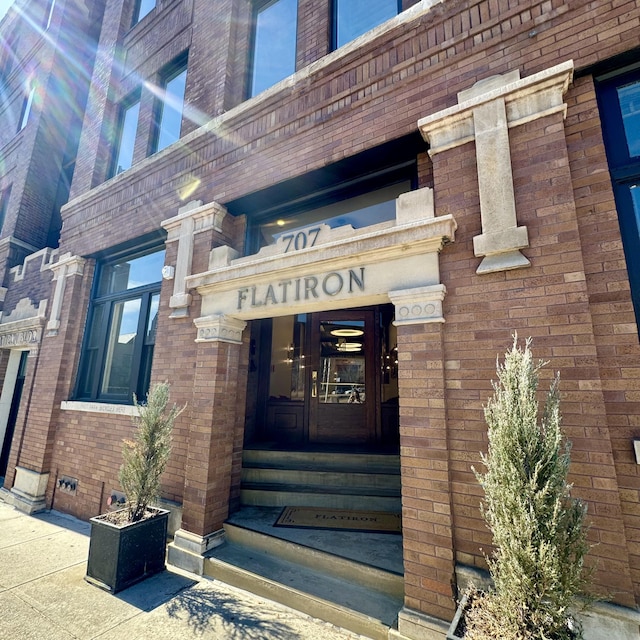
[309,310,376,444]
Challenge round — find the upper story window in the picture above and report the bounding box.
[250,0,298,98]
[75,246,165,404]
[596,66,640,329]
[18,84,34,132]
[133,0,155,25]
[0,186,11,234]
[153,56,188,153]
[111,94,140,177]
[333,0,399,49]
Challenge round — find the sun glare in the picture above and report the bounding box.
[0,1,13,22]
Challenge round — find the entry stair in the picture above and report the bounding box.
[239,448,402,511]
[203,449,404,639]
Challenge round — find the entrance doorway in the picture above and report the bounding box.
[0,351,28,480]
[254,306,399,449]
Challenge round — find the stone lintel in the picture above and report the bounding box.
[389,284,446,326]
[194,314,247,344]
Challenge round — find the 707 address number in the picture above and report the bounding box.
[281,227,322,253]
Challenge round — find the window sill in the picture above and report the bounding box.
[61,400,137,416]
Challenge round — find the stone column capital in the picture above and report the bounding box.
[389,284,446,325]
[194,314,247,344]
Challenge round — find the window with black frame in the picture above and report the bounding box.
[133,0,155,25]
[332,0,399,50]
[110,93,140,177]
[18,83,35,132]
[75,247,164,404]
[249,0,298,98]
[596,65,640,329]
[152,54,188,153]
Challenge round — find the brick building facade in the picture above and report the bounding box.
[1,0,640,637]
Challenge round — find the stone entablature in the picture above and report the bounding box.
[418,60,574,275]
[0,297,47,351]
[182,188,456,327]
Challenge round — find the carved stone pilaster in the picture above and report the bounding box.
[194,314,247,344]
[46,253,86,336]
[389,284,446,325]
[418,60,574,274]
[161,200,228,318]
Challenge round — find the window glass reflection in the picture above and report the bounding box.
[101,298,141,396]
[250,0,297,97]
[156,67,187,152]
[98,250,165,296]
[618,81,640,158]
[335,0,398,49]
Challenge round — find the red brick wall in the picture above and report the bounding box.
[566,74,640,604]
[429,102,638,609]
[19,0,640,615]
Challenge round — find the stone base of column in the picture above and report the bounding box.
[167,527,225,575]
[4,467,49,514]
[393,607,450,640]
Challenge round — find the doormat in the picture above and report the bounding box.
[274,506,401,534]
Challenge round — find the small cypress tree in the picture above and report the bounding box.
[119,382,184,523]
[466,337,591,640]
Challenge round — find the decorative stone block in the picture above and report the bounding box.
[389,284,446,325]
[194,314,247,344]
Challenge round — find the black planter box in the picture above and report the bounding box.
[85,507,169,593]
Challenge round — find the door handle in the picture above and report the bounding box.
[311,370,317,397]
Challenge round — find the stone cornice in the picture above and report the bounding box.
[187,215,456,296]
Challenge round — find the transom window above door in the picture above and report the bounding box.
[257,181,410,249]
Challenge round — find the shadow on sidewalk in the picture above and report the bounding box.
[166,586,304,639]
[32,509,91,536]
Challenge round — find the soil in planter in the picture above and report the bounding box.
[98,506,161,526]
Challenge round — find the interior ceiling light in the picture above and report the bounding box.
[337,342,362,352]
[330,328,364,337]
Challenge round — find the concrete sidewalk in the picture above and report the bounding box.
[0,497,366,639]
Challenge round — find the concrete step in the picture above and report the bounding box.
[204,535,402,639]
[224,521,404,599]
[242,449,400,475]
[241,449,401,511]
[242,467,401,492]
[240,486,402,511]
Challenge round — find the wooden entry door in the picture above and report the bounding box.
[308,310,377,444]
